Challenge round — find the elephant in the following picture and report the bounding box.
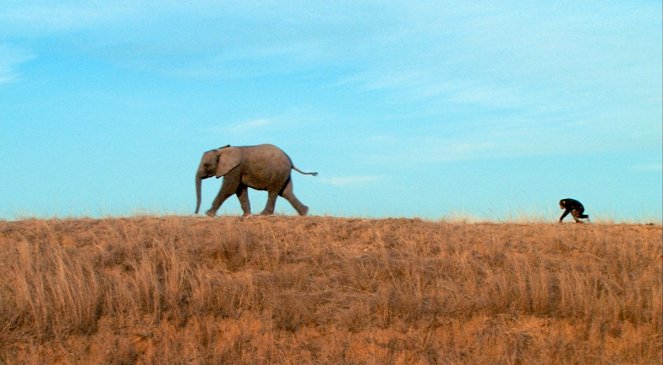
[195,144,318,217]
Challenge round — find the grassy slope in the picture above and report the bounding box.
[0,216,661,364]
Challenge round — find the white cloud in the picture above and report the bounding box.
[156,40,333,80]
[206,118,274,136]
[0,44,33,85]
[403,139,501,163]
[0,2,137,33]
[448,84,523,109]
[362,121,611,165]
[632,163,663,172]
[320,175,383,187]
[228,119,273,134]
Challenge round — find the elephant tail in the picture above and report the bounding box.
[293,166,318,176]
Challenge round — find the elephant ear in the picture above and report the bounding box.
[215,147,241,177]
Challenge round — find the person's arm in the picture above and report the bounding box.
[559,209,570,223]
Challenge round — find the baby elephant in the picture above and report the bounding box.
[195,144,317,217]
[559,198,590,223]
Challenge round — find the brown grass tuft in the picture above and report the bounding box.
[0,216,660,364]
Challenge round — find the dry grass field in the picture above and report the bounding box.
[0,216,660,364]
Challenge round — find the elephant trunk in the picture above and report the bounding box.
[195,172,203,214]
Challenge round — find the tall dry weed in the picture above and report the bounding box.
[0,217,660,364]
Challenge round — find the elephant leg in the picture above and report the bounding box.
[280,180,309,216]
[260,190,278,215]
[236,185,251,216]
[207,181,238,217]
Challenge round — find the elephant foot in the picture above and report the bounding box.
[205,209,216,217]
[299,206,309,216]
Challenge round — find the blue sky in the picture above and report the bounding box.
[1,1,661,221]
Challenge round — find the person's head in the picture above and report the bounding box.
[559,199,567,210]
